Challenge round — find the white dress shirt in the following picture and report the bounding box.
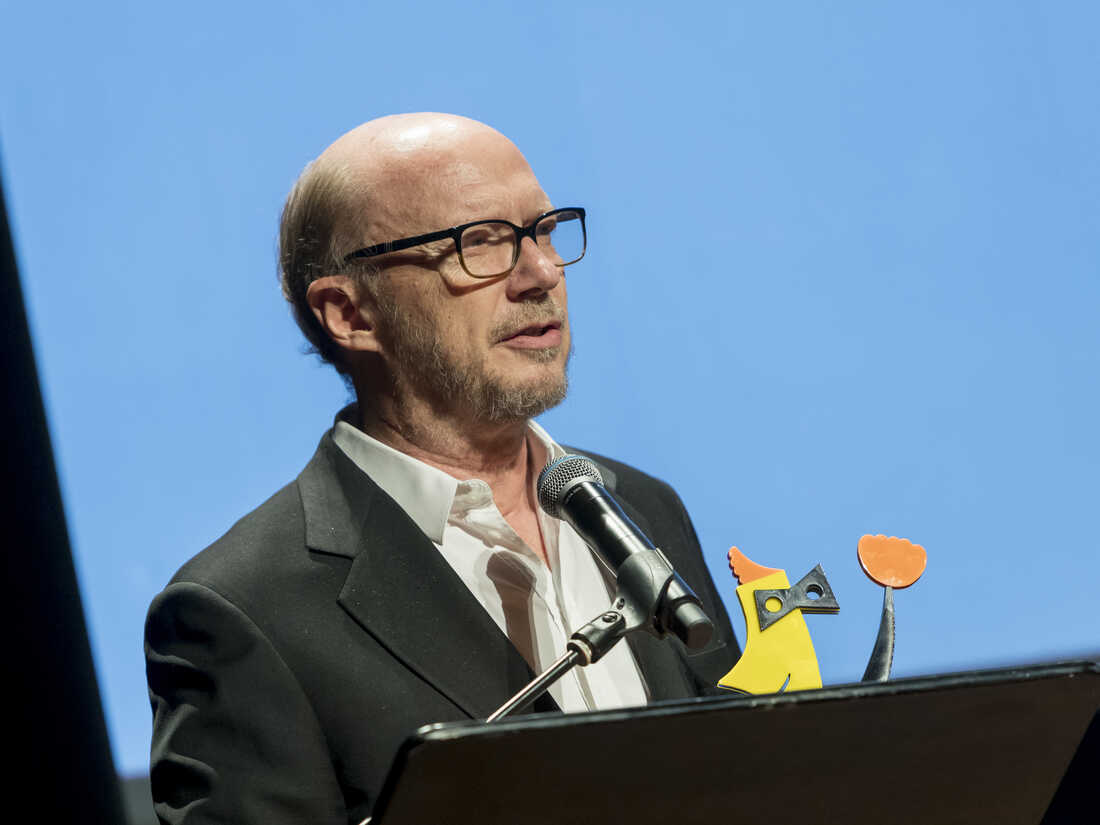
[332,418,649,713]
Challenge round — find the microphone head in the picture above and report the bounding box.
[537,454,604,518]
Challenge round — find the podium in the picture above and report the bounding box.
[371,661,1098,825]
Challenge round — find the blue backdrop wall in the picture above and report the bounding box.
[2,0,1097,775]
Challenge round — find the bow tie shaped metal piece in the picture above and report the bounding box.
[752,564,840,632]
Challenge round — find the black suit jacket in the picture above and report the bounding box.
[145,432,740,824]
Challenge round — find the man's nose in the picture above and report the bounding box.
[505,237,562,299]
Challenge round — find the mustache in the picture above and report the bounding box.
[489,299,567,342]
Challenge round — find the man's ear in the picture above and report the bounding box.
[305,276,382,354]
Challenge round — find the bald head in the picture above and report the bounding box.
[278,113,553,382]
[319,112,497,171]
[317,113,546,255]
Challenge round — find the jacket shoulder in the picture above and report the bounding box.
[167,481,309,606]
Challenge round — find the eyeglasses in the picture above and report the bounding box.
[343,207,586,278]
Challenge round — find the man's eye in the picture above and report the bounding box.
[463,224,511,253]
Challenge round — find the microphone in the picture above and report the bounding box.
[538,454,714,650]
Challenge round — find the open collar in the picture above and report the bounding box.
[297,429,689,717]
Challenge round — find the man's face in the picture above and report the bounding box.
[362,130,572,424]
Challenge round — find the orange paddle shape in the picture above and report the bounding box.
[858,534,927,681]
[857,534,926,589]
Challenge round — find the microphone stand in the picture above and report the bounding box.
[487,606,628,722]
[487,547,713,722]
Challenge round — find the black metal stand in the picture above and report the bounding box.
[862,585,895,682]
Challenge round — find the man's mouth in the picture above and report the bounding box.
[498,320,563,349]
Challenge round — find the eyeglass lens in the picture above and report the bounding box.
[458,210,584,277]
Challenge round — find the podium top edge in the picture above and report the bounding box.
[415,658,1100,742]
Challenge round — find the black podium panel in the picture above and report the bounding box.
[373,661,1098,825]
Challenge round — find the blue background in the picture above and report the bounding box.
[2,1,1097,776]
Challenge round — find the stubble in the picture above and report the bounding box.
[375,291,570,424]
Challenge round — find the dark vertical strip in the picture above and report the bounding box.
[0,158,129,823]
[1042,709,1100,825]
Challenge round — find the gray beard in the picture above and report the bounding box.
[378,295,570,424]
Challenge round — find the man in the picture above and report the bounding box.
[145,113,739,824]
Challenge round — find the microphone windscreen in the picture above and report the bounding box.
[537,454,604,518]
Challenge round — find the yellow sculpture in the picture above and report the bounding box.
[718,547,838,694]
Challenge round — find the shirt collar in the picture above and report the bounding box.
[332,411,566,544]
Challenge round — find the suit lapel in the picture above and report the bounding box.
[298,435,550,719]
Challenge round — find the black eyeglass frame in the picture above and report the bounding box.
[342,207,586,278]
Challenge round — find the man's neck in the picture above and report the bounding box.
[357,399,550,557]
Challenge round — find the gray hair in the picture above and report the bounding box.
[277,158,378,384]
